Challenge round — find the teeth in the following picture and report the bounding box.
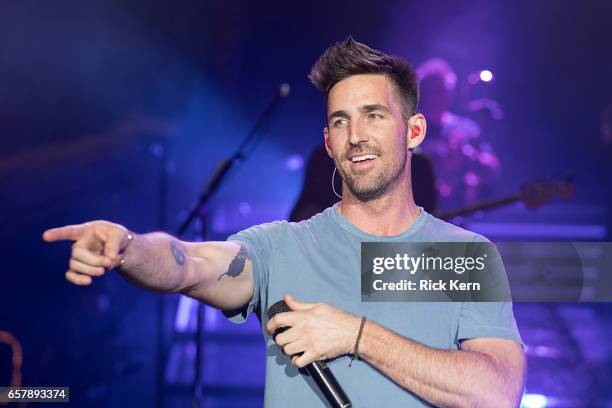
[351,154,377,163]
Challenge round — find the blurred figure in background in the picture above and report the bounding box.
[416,58,501,211]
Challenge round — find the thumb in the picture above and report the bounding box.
[284,293,315,311]
[102,228,126,260]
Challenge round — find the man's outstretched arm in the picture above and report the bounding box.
[43,220,254,311]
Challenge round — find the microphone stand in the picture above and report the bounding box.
[176,84,290,408]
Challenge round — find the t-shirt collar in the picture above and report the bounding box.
[328,202,428,240]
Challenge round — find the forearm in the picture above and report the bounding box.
[118,232,191,293]
[358,321,520,408]
[118,232,253,310]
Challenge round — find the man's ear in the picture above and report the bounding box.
[407,114,427,150]
[323,127,333,158]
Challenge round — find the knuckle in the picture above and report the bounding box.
[69,260,83,271]
[91,267,104,276]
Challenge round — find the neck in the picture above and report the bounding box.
[338,170,421,236]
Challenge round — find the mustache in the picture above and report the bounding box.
[343,146,381,159]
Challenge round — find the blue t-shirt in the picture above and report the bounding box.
[226,205,522,407]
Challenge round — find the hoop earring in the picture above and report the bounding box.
[332,167,342,199]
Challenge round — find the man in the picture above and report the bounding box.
[44,38,525,407]
[416,57,501,210]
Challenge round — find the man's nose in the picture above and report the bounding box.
[348,120,368,145]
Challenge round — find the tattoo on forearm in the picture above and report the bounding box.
[218,244,248,280]
[170,241,186,266]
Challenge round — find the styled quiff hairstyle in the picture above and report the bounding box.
[309,37,419,120]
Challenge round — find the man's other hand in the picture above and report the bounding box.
[266,293,361,367]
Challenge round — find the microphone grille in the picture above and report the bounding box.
[267,300,290,319]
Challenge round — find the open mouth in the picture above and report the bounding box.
[350,154,378,164]
[348,154,378,172]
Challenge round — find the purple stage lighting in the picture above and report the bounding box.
[239,201,252,215]
[286,154,304,171]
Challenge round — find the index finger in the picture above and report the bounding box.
[266,312,296,336]
[42,224,87,242]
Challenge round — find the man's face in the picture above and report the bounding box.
[324,74,410,201]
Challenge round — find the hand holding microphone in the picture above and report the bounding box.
[267,294,360,408]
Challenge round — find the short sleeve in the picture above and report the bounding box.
[457,301,523,345]
[222,222,282,323]
[457,234,523,345]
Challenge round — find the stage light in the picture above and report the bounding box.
[286,154,304,171]
[479,70,493,82]
[521,393,548,408]
[175,295,197,332]
[239,202,252,215]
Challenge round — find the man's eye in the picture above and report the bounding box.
[368,112,383,119]
[333,119,348,127]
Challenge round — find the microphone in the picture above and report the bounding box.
[267,300,352,408]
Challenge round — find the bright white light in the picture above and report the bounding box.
[480,69,493,82]
[175,295,198,332]
[521,393,548,408]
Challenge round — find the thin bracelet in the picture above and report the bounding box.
[118,232,134,267]
[349,316,367,367]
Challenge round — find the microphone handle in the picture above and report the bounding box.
[306,361,352,408]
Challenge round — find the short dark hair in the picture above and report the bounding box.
[309,37,419,119]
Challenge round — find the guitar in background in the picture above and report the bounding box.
[435,179,574,221]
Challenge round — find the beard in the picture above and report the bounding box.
[334,144,408,202]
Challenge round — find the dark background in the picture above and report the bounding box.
[1,0,611,406]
